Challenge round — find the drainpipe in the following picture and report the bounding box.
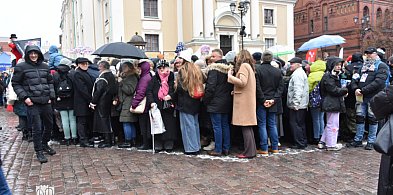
[92,0,97,49]
[72,0,77,49]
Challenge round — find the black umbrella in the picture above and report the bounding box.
[92,42,148,59]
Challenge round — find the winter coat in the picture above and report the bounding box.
[118,73,138,122]
[255,61,284,113]
[174,71,202,115]
[228,63,257,126]
[287,67,309,110]
[73,68,94,116]
[91,70,117,133]
[131,62,152,113]
[352,59,389,99]
[308,60,326,93]
[12,45,55,105]
[146,71,176,110]
[48,45,63,70]
[203,63,233,113]
[320,73,347,113]
[343,53,364,109]
[91,70,116,117]
[53,64,74,110]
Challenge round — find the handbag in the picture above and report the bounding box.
[374,114,393,156]
[130,97,146,114]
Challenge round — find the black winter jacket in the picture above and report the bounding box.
[174,72,201,115]
[255,62,284,113]
[146,71,176,110]
[53,64,74,110]
[203,63,233,113]
[321,57,347,113]
[352,59,389,99]
[12,45,55,104]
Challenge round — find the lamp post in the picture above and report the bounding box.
[230,0,250,50]
[353,15,371,39]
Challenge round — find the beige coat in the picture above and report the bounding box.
[228,63,257,126]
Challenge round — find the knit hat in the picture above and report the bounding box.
[59,58,73,67]
[179,49,193,62]
[252,52,262,62]
[225,51,236,63]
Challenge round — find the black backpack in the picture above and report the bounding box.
[57,75,73,98]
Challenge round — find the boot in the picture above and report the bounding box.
[118,140,132,148]
[43,145,56,155]
[98,133,112,148]
[137,138,151,150]
[36,151,48,164]
[28,130,33,142]
[72,138,79,145]
[64,139,71,146]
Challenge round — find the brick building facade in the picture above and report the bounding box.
[294,0,393,59]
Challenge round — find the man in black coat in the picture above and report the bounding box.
[349,47,389,150]
[73,58,95,147]
[255,51,284,154]
[12,45,56,163]
[204,49,233,156]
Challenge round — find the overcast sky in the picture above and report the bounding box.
[0,0,63,46]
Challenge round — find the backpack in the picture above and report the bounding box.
[309,81,323,108]
[57,75,73,98]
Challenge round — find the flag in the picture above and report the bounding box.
[306,49,317,63]
[13,38,42,56]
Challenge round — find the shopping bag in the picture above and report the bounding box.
[149,105,166,135]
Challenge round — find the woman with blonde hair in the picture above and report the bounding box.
[174,50,204,155]
[227,50,257,158]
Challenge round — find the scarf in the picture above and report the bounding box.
[158,70,170,100]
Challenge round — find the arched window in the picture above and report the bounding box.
[363,6,369,17]
[376,8,382,28]
[385,9,391,28]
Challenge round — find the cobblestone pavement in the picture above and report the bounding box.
[0,109,380,195]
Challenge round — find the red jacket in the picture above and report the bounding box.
[8,42,22,62]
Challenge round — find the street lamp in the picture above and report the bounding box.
[353,15,371,38]
[230,0,250,50]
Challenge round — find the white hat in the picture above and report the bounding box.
[179,48,193,63]
[225,51,236,63]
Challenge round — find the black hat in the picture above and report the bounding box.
[364,47,377,54]
[10,34,17,39]
[75,57,92,65]
[288,57,302,64]
[252,52,262,61]
[156,60,169,68]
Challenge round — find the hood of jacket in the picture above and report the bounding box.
[88,64,99,71]
[57,64,71,73]
[206,63,233,74]
[24,45,44,65]
[326,56,344,72]
[49,45,58,54]
[351,52,364,63]
[139,61,151,77]
[310,60,326,73]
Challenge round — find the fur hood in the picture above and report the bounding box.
[206,63,233,74]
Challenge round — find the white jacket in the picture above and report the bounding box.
[287,67,309,110]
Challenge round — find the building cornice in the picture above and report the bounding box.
[261,0,297,5]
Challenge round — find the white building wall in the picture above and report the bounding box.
[110,0,125,42]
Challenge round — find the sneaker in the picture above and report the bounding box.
[203,141,215,151]
[43,145,56,155]
[36,151,48,164]
[347,141,363,148]
[326,143,343,151]
[365,143,374,150]
[317,141,326,149]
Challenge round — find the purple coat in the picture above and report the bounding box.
[131,61,152,113]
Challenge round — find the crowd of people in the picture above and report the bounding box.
[3,40,393,165]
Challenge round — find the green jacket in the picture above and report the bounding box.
[308,60,326,93]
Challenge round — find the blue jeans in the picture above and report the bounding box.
[179,112,200,153]
[256,105,279,151]
[60,110,77,139]
[210,113,230,153]
[354,100,378,143]
[310,107,325,139]
[0,167,11,195]
[123,122,136,141]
